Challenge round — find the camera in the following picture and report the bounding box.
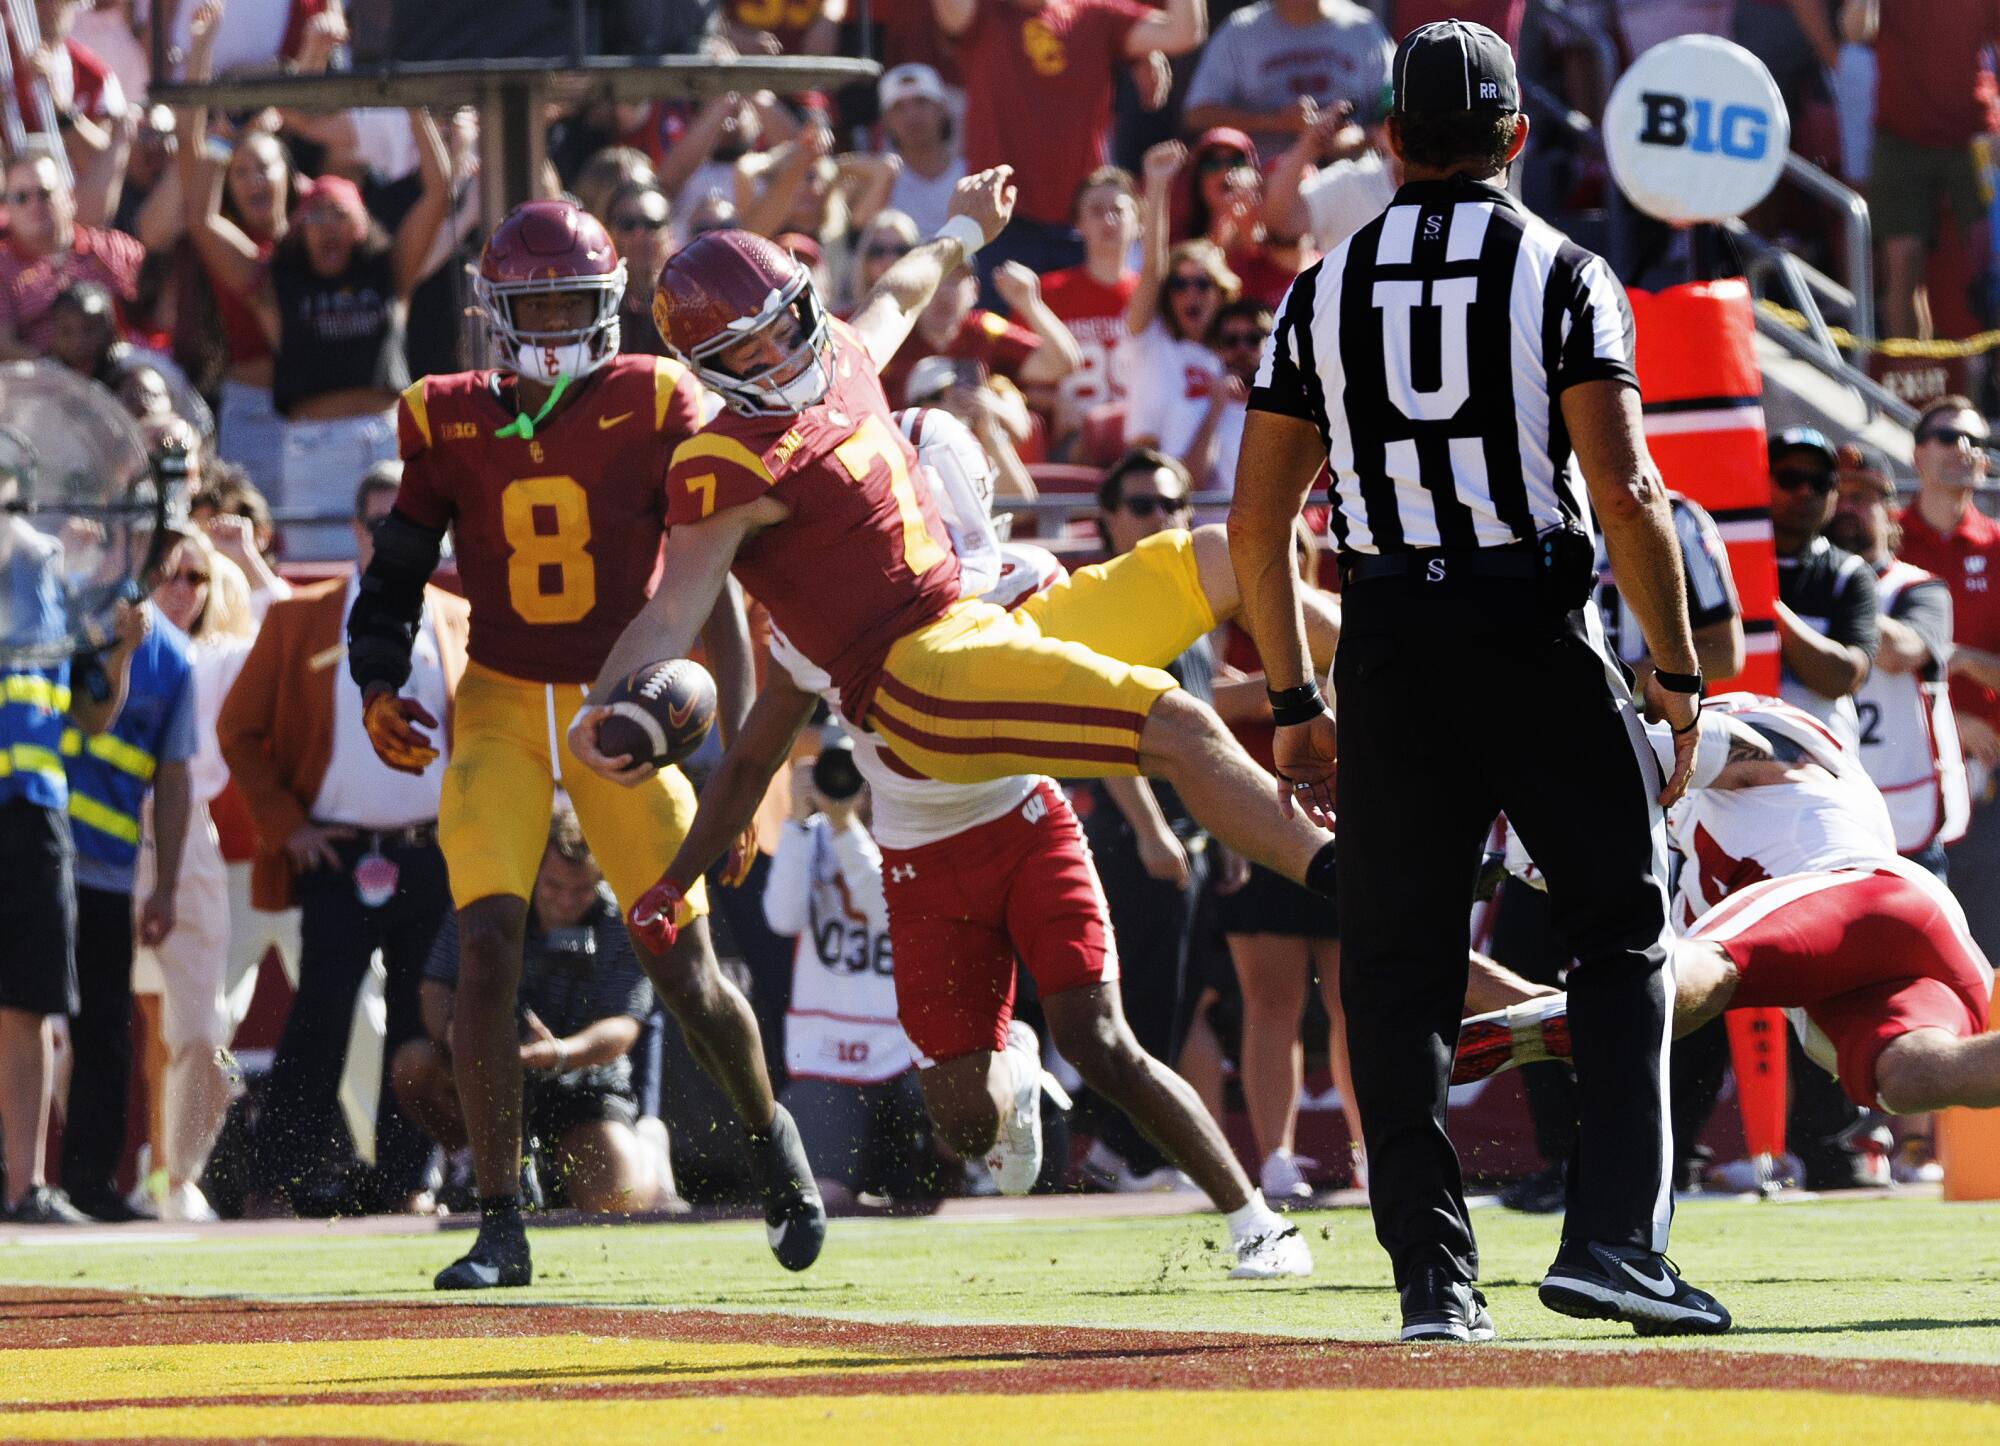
[812,737,864,802]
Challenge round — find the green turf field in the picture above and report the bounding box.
[7,1197,1997,1361]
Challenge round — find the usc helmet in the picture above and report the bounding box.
[475,200,626,385]
[653,229,834,416]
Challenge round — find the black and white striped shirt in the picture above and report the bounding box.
[1249,174,1636,554]
[1595,494,1740,665]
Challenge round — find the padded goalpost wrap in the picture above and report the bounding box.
[1630,278,1787,1174]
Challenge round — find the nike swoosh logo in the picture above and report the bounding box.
[1617,1258,1678,1297]
[466,1260,500,1285]
[667,697,699,729]
[767,1220,788,1250]
[599,411,633,430]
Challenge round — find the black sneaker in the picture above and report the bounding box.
[7,1186,92,1225]
[1399,1266,1496,1343]
[1498,1164,1567,1215]
[1539,1241,1731,1335]
[745,1105,826,1272]
[434,1217,532,1290]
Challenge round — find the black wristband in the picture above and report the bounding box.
[1653,668,1704,695]
[1267,681,1328,727]
[1671,695,1703,736]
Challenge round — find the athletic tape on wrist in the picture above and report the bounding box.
[936,214,986,260]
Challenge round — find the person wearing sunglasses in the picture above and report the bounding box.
[1170,129,1299,309]
[1768,426,1881,753]
[605,181,676,357]
[848,210,922,303]
[0,145,146,362]
[1897,396,2000,960]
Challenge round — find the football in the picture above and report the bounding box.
[595,658,717,770]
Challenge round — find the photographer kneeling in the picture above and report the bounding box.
[392,810,665,1213]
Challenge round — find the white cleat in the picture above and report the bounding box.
[156,1182,218,1223]
[986,1021,1070,1195]
[1229,1223,1314,1279]
[1259,1149,1317,1202]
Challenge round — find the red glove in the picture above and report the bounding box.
[629,876,687,954]
[363,689,440,774]
[718,822,760,889]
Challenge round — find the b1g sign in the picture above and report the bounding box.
[1605,35,1790,225]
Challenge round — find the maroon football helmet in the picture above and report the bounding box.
[652,229,834,416]
[475,199,626,384]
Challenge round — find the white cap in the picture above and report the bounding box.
[879,63,947,111]
[904,354,960,403]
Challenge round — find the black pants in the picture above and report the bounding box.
[1490,877,1731,1184]
[254,833,448,1202]
[1081,804,1208,1176]
[60,885,136,1197]
[1335,579,1673,1288]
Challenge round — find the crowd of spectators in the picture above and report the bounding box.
[4,0,2000,1225]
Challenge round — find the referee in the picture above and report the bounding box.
[1227,20,1729,1341]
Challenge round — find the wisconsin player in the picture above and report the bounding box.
[655,407,1318,1277]
[1453,696,1994,1328]
[348,199,824,1292]
[567,168,1343,950]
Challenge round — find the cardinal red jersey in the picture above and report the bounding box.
[664,320,961,720]
[393,355,705,684]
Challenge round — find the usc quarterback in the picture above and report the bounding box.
[567,170,1340,947]
[348,199,824,1292]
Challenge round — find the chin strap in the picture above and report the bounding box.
[494,372,572,441]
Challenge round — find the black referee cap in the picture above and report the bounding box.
[1392,20,1519,115]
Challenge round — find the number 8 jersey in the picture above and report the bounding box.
[394,354,707,683]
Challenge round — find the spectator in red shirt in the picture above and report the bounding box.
[932,0,1207,293]
[1894,395,2000,956]
[1870,1,2000,339]
[0,142,145,359]
[1171,128,1301,308]
[878,260,1079,406]
[1041,166,1142,453]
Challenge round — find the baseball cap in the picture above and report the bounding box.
[879,63,947,111]
[904,354,961,404]
[1768,425,1837,471]
[1392,20,1519,114]
[1836,440,1895,492]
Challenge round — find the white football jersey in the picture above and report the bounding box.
[769,411,1066,850]
[1660,693,1898,929]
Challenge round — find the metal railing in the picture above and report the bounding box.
[1778,153,1876,345]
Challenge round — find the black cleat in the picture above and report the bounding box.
[1540,1241,1731,1335]
[434,1217,532,1291]
[746,1105,825,1272]
[1498,1164,1568,1215]
[1399,1266,1495,1343]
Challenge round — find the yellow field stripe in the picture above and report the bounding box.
[0,1335,996,1405]
[5,1389,2000,1445]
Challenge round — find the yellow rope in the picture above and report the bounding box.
[1756,299,2000,358]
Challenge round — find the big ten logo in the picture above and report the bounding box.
[1022,16,1065,75]
[1637,91,1770,161]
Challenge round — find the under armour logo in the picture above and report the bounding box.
[1021,794,1048,825]
[889,864,917,883]
[1425,557,1447,582]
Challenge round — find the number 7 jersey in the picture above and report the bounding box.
[393,355,707,684]
[664,319,961,722]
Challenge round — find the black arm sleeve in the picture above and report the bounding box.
[1828,557,1880,660]
[347,508,445,694]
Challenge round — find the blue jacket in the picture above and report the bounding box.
[64,610,196,879]
[0,529,73,812]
